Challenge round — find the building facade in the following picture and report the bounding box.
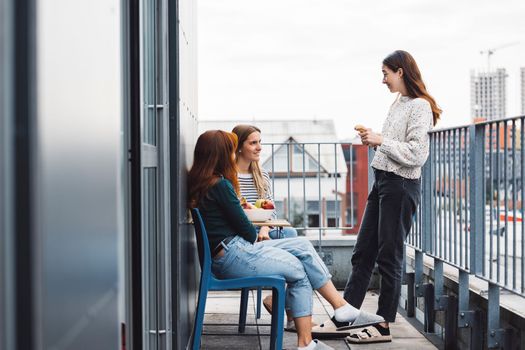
[198,120,374,236]
[341,143,369,234]
[199,119,355,235]
[470,68,507,121]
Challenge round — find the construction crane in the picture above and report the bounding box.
[480,41,520,72]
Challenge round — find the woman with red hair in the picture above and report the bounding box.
[188,130,384,350]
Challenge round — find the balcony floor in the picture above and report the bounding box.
[199,290,439,350]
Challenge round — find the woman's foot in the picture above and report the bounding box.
[346,324,392,344]
[262,295,273,314]
[298,339,334,350]
[263,295,317,330]
[311,311,385,338]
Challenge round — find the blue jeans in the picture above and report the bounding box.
[268,226,298,239]
[212,236,332,318]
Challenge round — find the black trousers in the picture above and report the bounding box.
[343,169,420,322]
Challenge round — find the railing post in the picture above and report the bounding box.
[414,250,435,333]
[422,150,433,254]
[434,260,444,306]
[423,282,435,333]
[415,251,424,297]
[458,270,482,350]
[405,272,415,317]
[469,124,508,349]
[412,141,436,333]
[433,259,459,347]
[468,124,484,275]
[487,283,505,349]
[444,294,458,350]
[367,147,375,192]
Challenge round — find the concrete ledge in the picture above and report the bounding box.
[307,236,381,289]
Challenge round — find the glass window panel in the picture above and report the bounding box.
[307,201,319,212]
[308,215,319,227]
[326,202,340,218]
[142,0,157,146]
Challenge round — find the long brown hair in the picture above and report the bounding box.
[383,50,442,125]
[188,130,240,208]
[231,124,269,198]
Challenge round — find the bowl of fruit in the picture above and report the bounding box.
[242,198,275,222]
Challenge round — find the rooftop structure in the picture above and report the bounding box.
[470,68,507,121]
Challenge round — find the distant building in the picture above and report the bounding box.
[341,142,369,234]
[521,67,525,115]
[198,119,369,234]
[470,68,507,121]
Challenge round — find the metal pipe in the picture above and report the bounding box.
[438,132,443,258]
[317,144,322,246]
[448,130,452,262]
[334,143,338,228]
[302,143,306,234]
[433,135,438,256]
[512,120,517,290]
[349,145,354,229]
[521,117,525,293]
[489,124,494,279]
[287,142,291,221]
[451,129,458,264]
[459,128,464,268]
[503,121,508,286]
[496,122,501,282]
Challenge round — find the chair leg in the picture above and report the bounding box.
[269,287,285,350]
[256,287,262,319]
[238,288,250,333]
[192,286,209,350]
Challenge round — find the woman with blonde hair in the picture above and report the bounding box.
[232,124,298,241]
[188,130,384,350]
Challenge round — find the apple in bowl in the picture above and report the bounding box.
[254,199,275,210]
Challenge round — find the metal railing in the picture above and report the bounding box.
[407,116,524,349]
[263,119,524,348]
[262,141,357,239]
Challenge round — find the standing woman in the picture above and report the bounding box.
[342,50,441,344]
[232,124,298,240]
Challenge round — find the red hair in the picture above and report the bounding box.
[383,50,442,125]
[188,130,240,208]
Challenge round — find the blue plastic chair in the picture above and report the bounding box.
[190,208,286,350]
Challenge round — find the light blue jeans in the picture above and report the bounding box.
[212,236,332,318]
[268,226,298,239]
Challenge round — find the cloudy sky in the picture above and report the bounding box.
[198,0,525,139]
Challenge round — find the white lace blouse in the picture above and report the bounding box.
[370,95,433,179]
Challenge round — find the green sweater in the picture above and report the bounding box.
[199,178,257,252]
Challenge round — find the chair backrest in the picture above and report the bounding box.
[191,208,211,274]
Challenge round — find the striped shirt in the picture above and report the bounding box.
[238,169,277,218]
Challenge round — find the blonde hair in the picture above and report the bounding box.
[231,124,269,198]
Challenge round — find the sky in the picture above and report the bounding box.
[198,0,525,140]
